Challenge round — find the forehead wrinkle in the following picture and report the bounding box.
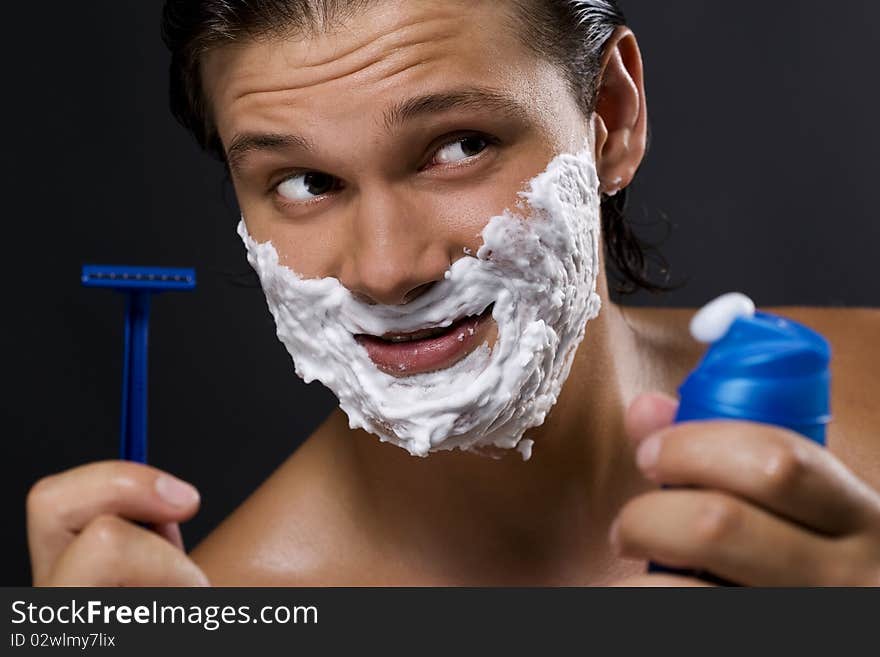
[230,39,449,108]
[227,20,462,102]
[207,2,554,161]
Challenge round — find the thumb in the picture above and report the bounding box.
[150,522,185,551]
[624,392,678,446]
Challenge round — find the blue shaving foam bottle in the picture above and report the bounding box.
[648,292,832,584]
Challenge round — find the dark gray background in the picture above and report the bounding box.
[3,1,877,584]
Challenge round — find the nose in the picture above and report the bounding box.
[341,186,452,306]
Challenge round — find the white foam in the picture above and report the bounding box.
[690,292,756,343]
[238,145,602,458]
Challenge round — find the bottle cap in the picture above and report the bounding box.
[677,293,832,445]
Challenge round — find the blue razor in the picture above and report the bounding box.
[82,265,196,463]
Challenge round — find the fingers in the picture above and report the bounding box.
[609,574,713,587]
[619,395,880,586]
[46,515,209,587]
[26,461,200,584]
[631,421,880,536]
[612,489,848,586]
[151,522,185,551]
[624,393,678,443]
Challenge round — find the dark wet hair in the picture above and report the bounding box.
[161,0,670,294]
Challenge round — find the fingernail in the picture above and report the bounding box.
[636,434,662,473]
[155,474,200,507]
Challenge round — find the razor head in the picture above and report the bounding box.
[81,265,196,291]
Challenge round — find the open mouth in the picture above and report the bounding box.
[354,304,495,375]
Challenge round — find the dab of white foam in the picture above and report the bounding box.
[690,292,756,343]
[603,176,624,197]
[238,145,602,459]
[517,438,534,461]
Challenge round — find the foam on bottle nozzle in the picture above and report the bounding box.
[689,292,756,343]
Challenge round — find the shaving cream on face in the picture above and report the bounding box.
[238,146,602,458]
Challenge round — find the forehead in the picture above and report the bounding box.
[201,0,569,145]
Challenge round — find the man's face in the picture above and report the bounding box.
[201,0,606,457]
[202,0,591,299]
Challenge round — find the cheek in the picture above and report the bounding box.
[446,148,563,253]
[238,202,350,278]
[432,194,500,256]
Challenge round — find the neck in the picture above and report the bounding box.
[336,279,658,584]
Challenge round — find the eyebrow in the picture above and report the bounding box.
[226,132,314,175]
[226,87,529,174]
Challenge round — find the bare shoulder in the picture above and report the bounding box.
[188,409,376,585]
[621,304,878,361]
[622,303,878,387]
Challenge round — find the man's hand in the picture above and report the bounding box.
[612,393,880,586]
[27,461,210,586]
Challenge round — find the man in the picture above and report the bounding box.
[26,0,880,586]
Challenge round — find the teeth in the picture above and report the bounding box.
[377,307,490,344]
[384,326,450,343]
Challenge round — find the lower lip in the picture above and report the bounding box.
[355,307,494,376]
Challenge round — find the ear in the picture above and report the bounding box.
[592,28,647,196]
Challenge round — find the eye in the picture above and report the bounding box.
[276,171,340,202]
[432,135,490,165]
